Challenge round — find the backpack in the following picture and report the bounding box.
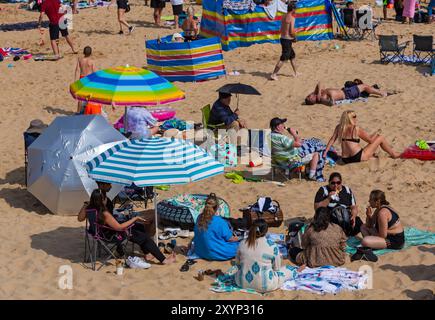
[330,205,352,236]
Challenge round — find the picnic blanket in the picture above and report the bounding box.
[334,97,369,105]
[346,227,435,256]
[386,54,432,65]
[0,47,29,57]
[210,265,368,295]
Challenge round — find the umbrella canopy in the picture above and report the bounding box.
[27,115,127,215]
[217,83,261,96]
[69,65,185,106]
[86,137,225,187]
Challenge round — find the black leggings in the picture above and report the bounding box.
[289,247,304,262]
[130,224,166,263]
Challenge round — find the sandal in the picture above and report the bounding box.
[180,261,190,272]
[164,242,175,254]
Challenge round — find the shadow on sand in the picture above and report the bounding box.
[0,186,50,215]
[0,167,25,186]
[380,263,435,282]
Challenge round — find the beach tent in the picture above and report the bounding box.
[200,0,285,51]
[295,0,334,41]
[146,35,226,82]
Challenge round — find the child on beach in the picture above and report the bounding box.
[75,46,97,113]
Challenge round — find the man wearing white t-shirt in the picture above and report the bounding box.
[170,0,184,29]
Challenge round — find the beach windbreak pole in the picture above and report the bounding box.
[85,137,225,242]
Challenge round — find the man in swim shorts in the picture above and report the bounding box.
[304,81,387,106]
[270,1,299,80]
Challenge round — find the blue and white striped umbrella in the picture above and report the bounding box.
[85,137,224,187]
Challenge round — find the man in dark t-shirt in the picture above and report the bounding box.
[314,172,362,236]
[38,0,77,58]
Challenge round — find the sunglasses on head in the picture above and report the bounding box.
[330,181,342,185]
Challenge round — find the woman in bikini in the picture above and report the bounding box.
[360,190,405,250]
[182,6,199,41]
[323,110,401,164]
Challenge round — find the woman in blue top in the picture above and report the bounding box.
[194,193,240,261]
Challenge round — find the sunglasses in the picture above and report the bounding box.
[330,181,342,185]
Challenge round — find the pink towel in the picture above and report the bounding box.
[403,0,416,18]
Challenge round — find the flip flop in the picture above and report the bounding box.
[180,261,190,272]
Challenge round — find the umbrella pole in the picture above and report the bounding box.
[153,191,159,244]
[124,106,128,134]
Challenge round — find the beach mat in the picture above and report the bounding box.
[346,227,435,256]
[33,54,61,61]
[334,97,368,105]
[210,265,368,295]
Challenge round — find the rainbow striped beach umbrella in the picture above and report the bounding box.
[70,65,185,106]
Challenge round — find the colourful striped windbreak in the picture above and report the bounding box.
[295,0,333,41]
[146,36,226,82]
[70,65,185,106]
[86,137,224,186]
[200,0,283,51]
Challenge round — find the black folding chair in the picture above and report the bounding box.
[83,209,132,271]
[356,9,379,41]
[413,35,434,64]
[378,35,410,64]
[341,8,362,40]
[23,132,41,187]
[114,184,155,209]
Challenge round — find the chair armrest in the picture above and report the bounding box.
[207,123,226,129]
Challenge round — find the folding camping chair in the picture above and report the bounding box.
[412,35,434,65]
[114,185,154,210]
[356,9,379,41]
[341,8,362,40]
[270,160,304,181]
[201,104,227,144]
[83,209,133,271]
[378,35,410,64]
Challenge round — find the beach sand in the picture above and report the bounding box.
[0,2,434,299]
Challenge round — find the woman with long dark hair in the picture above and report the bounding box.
[360,190,405,250]
[235,220,294,293]
[290,207,347,268]
[193,193,240,261]
[78,189,176,268]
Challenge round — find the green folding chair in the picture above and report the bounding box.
[201,104,226,130]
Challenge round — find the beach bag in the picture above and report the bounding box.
[241,197,283,228]
[330,205,352,236]
[209,143,237,167]
[286,219,307,249]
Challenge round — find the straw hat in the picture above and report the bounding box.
[26,119,48,134]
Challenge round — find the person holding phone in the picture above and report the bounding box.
[314,172,363,236]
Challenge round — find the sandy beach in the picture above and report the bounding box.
[0,1,434,300]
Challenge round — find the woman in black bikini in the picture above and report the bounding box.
[360,190,405,250]
[323,110,401,164]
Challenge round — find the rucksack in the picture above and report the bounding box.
[330,205,352,236]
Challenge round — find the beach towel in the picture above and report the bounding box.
[385,54,432,65]
[281,265,369,295]
[0,47,29,58]
[210,265,368,295]
[263,0,287,19]
[266,233,288,258]
[334,97,369,105]
[346,227,435,256]
[223,0,256,11]
[298,138,327,182]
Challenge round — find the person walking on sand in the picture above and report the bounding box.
[151,0,166,26]
[75,46,97,113]
[270,1,299,80]
[38,0,77,59]
[108,0,135,34]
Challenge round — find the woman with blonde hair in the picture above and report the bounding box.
[323,110,401,164]
[193,193,240,260]
[360,190,405,250]
[182,6,199,41]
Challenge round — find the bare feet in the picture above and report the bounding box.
[297,264,306,272]
[392,152,402,159]
[292,72,302,77]
[163,252,176,264]
[269,74,278,81]
[145,254,156,261]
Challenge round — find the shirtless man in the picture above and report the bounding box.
[304,81,387,106]
[270,1,298,80]
[75,46,97,112]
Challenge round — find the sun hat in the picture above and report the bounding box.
[172,33,184,41]
[26,119,48,134]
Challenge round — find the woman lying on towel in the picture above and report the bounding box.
[289,207,347,268]
[193,193,240,261]
[360,190,405,250]
[323,110,401,164]
[78,189,176,266]
[235,219,294,293]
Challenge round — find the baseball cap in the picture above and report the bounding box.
[270,117,287,130]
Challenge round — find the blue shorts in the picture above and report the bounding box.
[343,85,361,100]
